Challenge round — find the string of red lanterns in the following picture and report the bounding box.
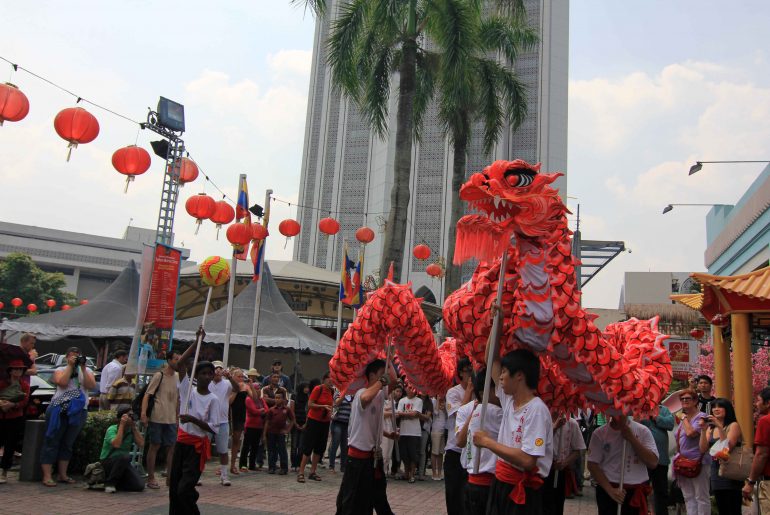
[0,82,30,125]
[54,106,100,161]
[413,244,431,261]
[112,145,151,192]
[318,217,340,237]
[356,226,375,244]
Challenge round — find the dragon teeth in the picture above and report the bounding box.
[493,196,501,209]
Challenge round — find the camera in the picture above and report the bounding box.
[76,355,87,366]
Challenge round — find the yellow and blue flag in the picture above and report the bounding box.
[234,176,251,260]
[340,243,363,307]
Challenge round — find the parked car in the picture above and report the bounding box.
[35,352,96,369]
[26,374,56,419]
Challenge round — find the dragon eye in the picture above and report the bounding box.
[504,171,534,187]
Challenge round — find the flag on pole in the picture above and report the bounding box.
[340,243,363,307]
[250,240,265,282]
[234,176,251,260]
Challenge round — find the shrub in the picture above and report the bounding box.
[69,410,118,474]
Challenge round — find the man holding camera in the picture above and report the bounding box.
[99,407,145,493]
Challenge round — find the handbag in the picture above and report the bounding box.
[718,445,752,481]
[673,455,702,478]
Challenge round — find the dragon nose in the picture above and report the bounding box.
[470,173,486,186]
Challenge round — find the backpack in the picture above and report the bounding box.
[132,372,163,418]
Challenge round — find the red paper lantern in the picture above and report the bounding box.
[11,297,22,308]
[426,263,443,278]
[80,299,89,305]
[168,157,199,185]
[27,303,38,313]
[226,222,252,247]
[54,107,100,161]
[355,226,375,244]
[279,219,301,238]
[690,328,705,339]
[112,145,151,192]
[0,82,30,126]
[46,299,56,308]
[185,193,216,234]
[413,244,431,260]
[61,304,71,311]
[251,223,268,241]
[711,313,729,328]
[210,201,236,239]
[318,217,340,236]
[0,301,4,310]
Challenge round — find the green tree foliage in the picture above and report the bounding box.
[0,253,76,313]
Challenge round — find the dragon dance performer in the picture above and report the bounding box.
[169,361,220,515]
[444,358,474,515]
[455,369,503,515]
[473,349,553,515]
[587,415,658,515]
[335,359,399,515]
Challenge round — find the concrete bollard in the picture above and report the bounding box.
[19,419,46,481]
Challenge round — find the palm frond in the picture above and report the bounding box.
[495,62,528,131]
[479,17,538,63]
[473,58,505,153]
[362,43,395,138]
[327,0,370,99]
[290,0,326,18]
[413,49,440,140]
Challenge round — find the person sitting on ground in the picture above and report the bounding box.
[98,407,145,493]
[263,389,295,475]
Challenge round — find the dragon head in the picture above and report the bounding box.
[459,159,567,239]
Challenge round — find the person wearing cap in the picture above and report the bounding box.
[262,359,293,392]
[169,361,220,515]
[0,359,30,484]
[209,360,239,486]
[40,346,96,487]
[99,349,128,410]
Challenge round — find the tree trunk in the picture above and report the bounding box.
[443,124,469,303]
[379,36,417,284]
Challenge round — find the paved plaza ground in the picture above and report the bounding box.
[0,466,597,514]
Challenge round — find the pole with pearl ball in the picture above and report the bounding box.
[183,256,230,415]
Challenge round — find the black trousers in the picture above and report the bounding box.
[542,467,567,515]
[714,488,743,515]
[239,427,264,469]
[648,465,668,515]
[486,478,543,514]
[595,484,644,515]
[0,417,24,471]
[444,450,467,515]
[464,482,490,515]
[169,442,202,515]
[336,455,394,515]
[101,455,144,491]
[290,425,303,468]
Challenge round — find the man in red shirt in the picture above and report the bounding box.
[298,372,334,483]
[743,387,770,509]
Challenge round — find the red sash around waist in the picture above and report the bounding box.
[609,482,652,515]
[177,428,211,472]
[494,460,544,505]
[468,472,495,486]
[348,446,374,459]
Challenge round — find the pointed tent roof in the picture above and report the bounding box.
[0,261,140,339]
[173,263,336,355]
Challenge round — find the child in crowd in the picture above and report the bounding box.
[396,386,423,483]
[264,389,295,474]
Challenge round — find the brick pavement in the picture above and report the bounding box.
[0,466,596,514]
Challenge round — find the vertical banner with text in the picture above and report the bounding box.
[142,243,183,372]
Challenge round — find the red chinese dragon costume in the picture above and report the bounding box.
[330,159,672,416]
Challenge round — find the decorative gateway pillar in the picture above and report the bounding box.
[712,325,731,399]
[731,313,754,446]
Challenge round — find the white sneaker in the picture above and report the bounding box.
[104,486,116,493]
[220,477,231,486]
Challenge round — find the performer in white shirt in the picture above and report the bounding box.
[443,358,473,515]
[99,350,128,409]
[335,359,398,515]
[587,415,658,515]
[455,369,503,515]
[543,413,586,515]
[473,349,553,514]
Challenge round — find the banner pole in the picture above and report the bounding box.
[335,238,347,345]
[183,286,213,415]
[473,246,510,474]
[222,250,237,366]
[249,188,273,370]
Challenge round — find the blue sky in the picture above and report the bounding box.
[1,1,769,309]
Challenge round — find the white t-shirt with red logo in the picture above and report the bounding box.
[587,420,657,485]
[397,396,423,437]
[456,401,503,474]
[496,384,553,478]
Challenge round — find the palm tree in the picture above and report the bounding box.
[295,0,481,283]
[438,2,538,299]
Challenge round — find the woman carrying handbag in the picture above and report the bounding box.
[674,389,711,515]
[699,398,744,514]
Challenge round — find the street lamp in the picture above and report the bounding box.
[662,203,730,214]
[688,160,770,175]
